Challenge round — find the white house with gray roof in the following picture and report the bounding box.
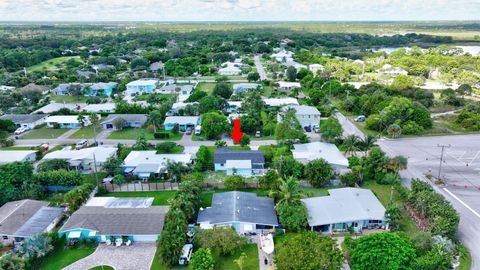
[101,114,148,130]
[122,151,194,179]
[232,83,260,95]
[197,191,279,234]
[0,114,47,129]
[0,150,37,164]
[277,105,321,128]
[0,199,64,246]
[214,148,265,176]
[302,188,387,234]
[292,142,349,173]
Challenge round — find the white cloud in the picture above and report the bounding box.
[0,0,477,21]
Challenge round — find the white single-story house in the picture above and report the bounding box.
[59,200,168,243]
[158,84,194,96]
[0,200,64,246]
[85,82,117,96]
[168,102,198,115]
[218,62,242,76]
[101,114,148,130]
[302,188,387,233]
[344,82,370,89]
[51,83,88,95]
[308,64,324,75]
[376,64,408,77]
[42,146,117,172]
[262,97,299,107]
[45,115,91,129]
[292,142,349,172]
[0,114,47,129]
[126,79,159,95]
[0,150,37,164]
[272,50,294,62]
[226,101,242,113]
[214,148,265,176]
[197,191,279,234]
[284,60,307,71]
[163,116,200,131]
[232,83,260,95]
[277,81,301,92]
[33,103,80,114]
[82,103,116,113]
[277,105,321,128]
[122,151,194,179]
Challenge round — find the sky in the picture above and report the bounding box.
[0,0,479,21]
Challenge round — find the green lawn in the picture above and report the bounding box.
[0,146,39,150]
[150,244,259,270]
[196,82,220,95]
[362,181,417,235]
[98,191,177,206]
[27,56,82,73]
[19,127,69,139]
[49,95,90,103]
[107,128,183,141]
[39,245,96,270]
[69,125,102,139]
[89,266,114,270]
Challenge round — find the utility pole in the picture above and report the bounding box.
[437,144,451,181]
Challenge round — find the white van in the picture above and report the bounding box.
[194,125,202,135]
[178,244,193,265]
[75,139,88,150]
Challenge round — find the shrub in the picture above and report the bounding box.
[37,159,70,172]
[224,176,245,190]
[402,121,424,135]
[34,170,82,186]
[276,203,308,232]
[63,183,95,213]
[154,132,170,139]
[190,248,215,270]
[156,142,177,153]
[195,227,247,256]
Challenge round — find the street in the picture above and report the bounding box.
[334,112,365,139]
[254,55,268,81]
[379,135,480,269]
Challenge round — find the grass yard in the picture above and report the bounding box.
[196,82,220,95]
[49,95,91,103]
[89,266,114,270]
[98,191,177,206]
[0,146,39,150]
[39,245,96,270]
[69,125,102,139]
[150,243,259,270]
[19,127,69,139]
[107,128,183,141]
[362,181,417,235]
[27,56,82,73]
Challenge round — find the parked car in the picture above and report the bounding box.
[255,131,261,137]
[313,125,320,133]
[355,115,366,122]
[185,127,193,135]
[75,139,88,150]
[304,126,312,132]
[14,127,29,135]
[178,244,193,265]
[195,125,202,135]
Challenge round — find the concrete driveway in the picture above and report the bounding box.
[63,243,157,270]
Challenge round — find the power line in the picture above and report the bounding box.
[437,144,451,181]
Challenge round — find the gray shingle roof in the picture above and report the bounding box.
[15,206,64,237]
[61,206,169,235]
[214,148,265,164]
[101,114,148,124]
[0,114,47,124]
[197,191,278,226]
[0,200,48,235]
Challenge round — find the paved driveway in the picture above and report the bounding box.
[63,243,157,270]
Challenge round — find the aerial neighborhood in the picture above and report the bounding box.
[0,21,478,270]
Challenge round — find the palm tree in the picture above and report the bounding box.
[148,110,163,133]
[388,155,408,173]
[269,177,306,207]
[361,134,377,155]
[387,124,402,138]
[343,135,361,156]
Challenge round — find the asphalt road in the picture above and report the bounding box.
[334,112,365,139]
[254,54,268,81]
[379,135,480,269]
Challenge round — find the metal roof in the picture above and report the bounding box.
[292,142,349,167]
[197,191,278,226]
[302,188,386,227]
[214,148,265,164]
[101,114,148,124]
